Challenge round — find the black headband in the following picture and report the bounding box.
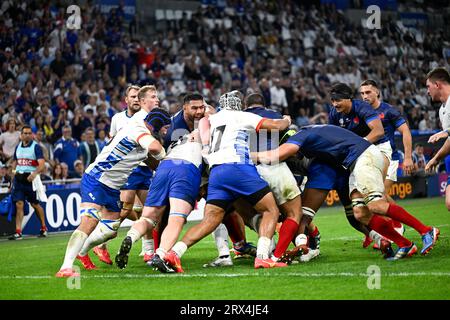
[330,93,352,100]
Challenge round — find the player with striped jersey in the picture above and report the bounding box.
[55,113,165,278]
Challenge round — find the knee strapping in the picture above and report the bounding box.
[169,212,189,220]
[100,218,121,232]
[351,198,366,208]
[139,216,158,228]
[365,192,383,204]
[302,207,316,219]
[80,207,101,221]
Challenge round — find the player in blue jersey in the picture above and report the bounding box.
[255,125,439,260]
[359,79,414,246]
[169,91,292,270]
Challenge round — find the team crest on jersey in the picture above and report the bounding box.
[379,113,385,119]
[353,117,359,124]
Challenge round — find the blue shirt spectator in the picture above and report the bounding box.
[53,125,80,171]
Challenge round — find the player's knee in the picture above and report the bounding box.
[365,193,385,214]
[302,207,316,220]
[119,202,134,220]
[351,198,366,221]
[139,216,158,229]
[80,207,101,221]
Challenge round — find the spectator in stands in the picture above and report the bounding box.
[51,163,64,183]
[40,162,53,182]
[412,143,427,176]
[53,125,80,172]
[72,159,85,179]
[34,129,54,168]
[60,162,71,181]
[78,127,101,168]
[0,161,11,186]
[96,129,109,150]
[0,118,21,164]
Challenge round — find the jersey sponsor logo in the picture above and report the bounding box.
[17,158,38,167]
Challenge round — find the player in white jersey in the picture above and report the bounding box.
[83,85,144,266]
[80,85,158,267]
[115,94,205,271]
[168,91,292,270]
[425,68,450,211]
[55,114,165,278]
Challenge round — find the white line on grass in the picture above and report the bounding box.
[2,272,450,280]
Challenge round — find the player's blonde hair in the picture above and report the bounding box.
[125,85,141,97]
[138,85,157,100]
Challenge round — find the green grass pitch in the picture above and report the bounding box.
[0,197,449,300]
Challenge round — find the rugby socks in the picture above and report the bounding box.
[256,236,271,259]
[273,218,299,259]
[142,238,154,255]
[310,226,319,238]
[368,215,411,248]
[212,224,231,257]
[79,223,117,256]
[223,213,245,244]
[127,228,142,243]
[152,229,159,250]
[61,230,88,269]
[172,241,188,258]
[155,247,167,259]
[386,203,431,235]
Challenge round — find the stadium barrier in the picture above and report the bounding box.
[0,173,446,236]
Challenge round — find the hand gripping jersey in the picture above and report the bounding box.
[85,118,157,190]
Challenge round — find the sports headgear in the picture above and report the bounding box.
[219,90,242,111]
[145,108,171,133]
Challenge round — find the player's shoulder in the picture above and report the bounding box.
[353,99,373,111]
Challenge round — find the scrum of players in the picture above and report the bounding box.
[56,74,443,277]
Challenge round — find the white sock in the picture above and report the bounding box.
[295,234,308,246]
[142,238,154,255]
[369,230,383,246]
[256,236,271,259]
[79,223,117,256]
[172,241,188,258]
[269,237,277,253]
[155,247,167,259]
[212,224,231,257]
[126,227,142,243]
[61,230,88,270]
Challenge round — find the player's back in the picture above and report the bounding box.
[206,109,263,167]
[165,131,202,168]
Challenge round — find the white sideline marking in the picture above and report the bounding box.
[2,272,450,280]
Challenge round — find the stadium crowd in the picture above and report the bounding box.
[0,0,449,179]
